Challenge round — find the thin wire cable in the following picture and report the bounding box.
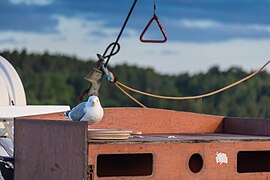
[114,82,147,108]
[154,0,156,15]
[104,0,138,67]
[115,60,270,101]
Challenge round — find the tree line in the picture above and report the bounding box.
[1,49,270,118]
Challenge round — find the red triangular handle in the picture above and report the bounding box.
[140,14,167,43]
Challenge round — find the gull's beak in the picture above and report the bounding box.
[92,101,97,106]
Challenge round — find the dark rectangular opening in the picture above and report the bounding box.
[97,153,153,177]
[237,151,270,173]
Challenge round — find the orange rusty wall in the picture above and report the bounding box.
[19,108,224,134]
[91,108,224,134]
[88,141,270,180]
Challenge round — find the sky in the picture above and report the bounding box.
[1,0,270,74]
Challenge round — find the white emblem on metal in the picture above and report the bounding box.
[216,152,228,164]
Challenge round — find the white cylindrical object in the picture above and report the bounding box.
[0,56,26,105]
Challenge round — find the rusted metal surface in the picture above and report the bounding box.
[224,117,270,136]
[14,108,270,180]
[20,108,224,134]
[14,119,88,180]
[88,141,270,180]
[91,108,224,134]
[88,133,270,145]
[21,108,224,133]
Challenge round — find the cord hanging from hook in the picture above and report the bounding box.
[154,0,156,15]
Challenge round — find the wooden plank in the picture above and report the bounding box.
[14,119,87,180]
[224,117,270,136]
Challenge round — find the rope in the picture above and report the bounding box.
[114,60,270,104]
[114,82,147,108]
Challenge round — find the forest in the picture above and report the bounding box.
[1,49,270,118]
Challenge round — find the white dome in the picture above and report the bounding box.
[0,56,26,105]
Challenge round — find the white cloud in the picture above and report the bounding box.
[118,38,270,74]
[9,0,52,5]
[178,19,222,29]
[249,24,270,33]
[173,18,270,33]
[1,16,270,75]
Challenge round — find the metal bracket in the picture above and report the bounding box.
[84,54,115,96]
[88,164,94,180]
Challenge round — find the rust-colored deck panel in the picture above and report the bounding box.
[88,141,270,180]
[88,133,270,179]
[92,108,224,134]
[88,133,270,144]
[21,108,224,134]
[15,108,270,179]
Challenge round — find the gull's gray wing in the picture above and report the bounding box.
[68,102,86,121]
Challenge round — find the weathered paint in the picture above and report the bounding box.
[15,108,270,179]
[14,119,88,180]
[88,141,270,180]
[92,108,224,134]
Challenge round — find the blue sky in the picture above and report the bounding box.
[1,0,270,74]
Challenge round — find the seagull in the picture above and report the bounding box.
[65,96,104,124]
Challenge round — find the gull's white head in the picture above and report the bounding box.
[87,96,101,107]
